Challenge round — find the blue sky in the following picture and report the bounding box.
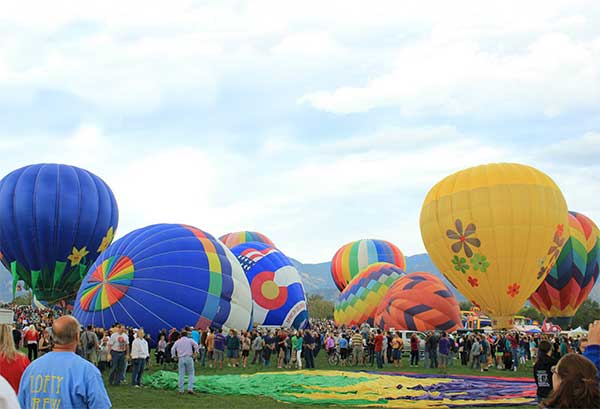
[0,0,599,262]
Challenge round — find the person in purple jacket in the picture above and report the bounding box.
[438,332,451,373]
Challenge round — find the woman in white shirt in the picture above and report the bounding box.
[130,329,149,387]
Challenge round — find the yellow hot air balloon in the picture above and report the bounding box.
[420,163,569,329]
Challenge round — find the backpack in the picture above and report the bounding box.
[84,332,95,350]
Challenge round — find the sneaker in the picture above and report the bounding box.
[134,385,140,388]
[187,391,195,395]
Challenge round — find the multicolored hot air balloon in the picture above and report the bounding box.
[374,272,461,332]
[219,231,275,249]
[73,224,253,340]
[331,239,406,292]
[529,211,600,327]
[420,163,569,328]
[334,262,404,327]
[0,164,118,303]
[231,242,308,329]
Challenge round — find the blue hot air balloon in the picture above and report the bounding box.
[73,224,253,340]
[0,164,118,303]
[231,242,308,329]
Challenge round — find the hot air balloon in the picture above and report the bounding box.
[0,164,118,303]
[231,242,308,328]
[420,163,569,328]
[374,272,461,332]
[219,231,275,249]
[334,262,404,327]
[529,211,600,327]
[331,239,406,292]
[73,224,253,341]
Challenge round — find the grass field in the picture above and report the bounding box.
[100,352,536,409]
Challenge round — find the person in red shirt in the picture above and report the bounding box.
[374,329,384,369]
[24,325,39,361]
[0,320,30,393]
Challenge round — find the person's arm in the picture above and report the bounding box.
[583,320,600,381]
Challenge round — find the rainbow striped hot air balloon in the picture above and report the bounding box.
[374,272,461,332]
[529,211,600,328]
[331,239,406,292]
[219,231,275,249]
[334,262,405,327]
[74,224,253,341]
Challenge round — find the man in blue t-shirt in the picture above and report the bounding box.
[18,316,111,409]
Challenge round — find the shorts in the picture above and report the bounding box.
[227,349,239,359]
[214,350,224,362]
[353,347,363,359]
[439,353,449,366]
[495,352,503,357]
[392,349,401,360]
[242,350,249,357]
[340,348,348,359]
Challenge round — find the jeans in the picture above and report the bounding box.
[448,351,454,367]
[131,358,145,386]
[376,351,383,368]
[511,348,518,369]
[178,356,195,392]
[252,350,263,365]
[429,349,438,368]
[200,347,206,367]
[471,354,480,369]
[263,349,272,366]
[109,351,126,385]
[304,347,315,368]
[410,351,419,366]
[423,350,430,368]
[27,343,38,361]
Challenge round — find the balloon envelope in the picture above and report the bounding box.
[374,272,461,332]
[231,242,308,329]
[219,231,275,249]
[420,163,568,328]
[331,239,406,292]
[334,262,405,327]
[73,224,252,340]
[0,164,118,303]
[530,211,600,327]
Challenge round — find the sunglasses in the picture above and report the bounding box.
[551,366,558,374]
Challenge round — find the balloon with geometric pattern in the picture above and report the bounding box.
[420,163,569,328]
[331,239,406,292]
[334,262,405,327]
[231,242,308,329]
[219,231,275,249]
[0,163,118,303]
[73,224,252,342]
[529,211,600,328]
[374,272,462,332]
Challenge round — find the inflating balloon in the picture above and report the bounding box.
[375,272,461,332]
[331,239,406,292]
[0,164,118,303]
[219,231,275,249]
[231,242,308,329]
[420,163,568,328]
[334,262,404,327]
[74,224,252,340]
[530,211,600,327]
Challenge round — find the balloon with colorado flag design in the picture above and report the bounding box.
[231,242,308,329]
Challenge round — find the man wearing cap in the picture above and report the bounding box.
[18,315,111,409]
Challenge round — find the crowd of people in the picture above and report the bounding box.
[0,303,599,409]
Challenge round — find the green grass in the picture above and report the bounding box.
[101,352,536,409]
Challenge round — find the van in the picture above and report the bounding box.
[388,329,427,355]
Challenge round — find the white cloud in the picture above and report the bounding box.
[300,32,600,117]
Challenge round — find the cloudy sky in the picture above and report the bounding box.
[0,0,599,262]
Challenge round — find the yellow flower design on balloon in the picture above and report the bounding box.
[68,246,89,266]
[97,226,115,253]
